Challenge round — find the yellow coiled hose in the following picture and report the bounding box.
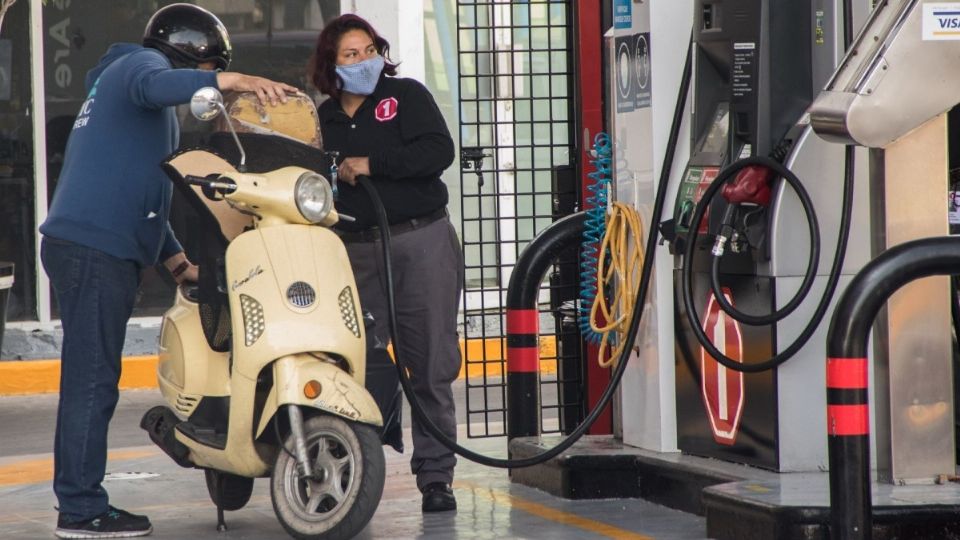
[589,201,645,368]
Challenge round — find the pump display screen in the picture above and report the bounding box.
[697,102,730,156]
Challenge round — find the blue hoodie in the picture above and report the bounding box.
[40,43,219,267]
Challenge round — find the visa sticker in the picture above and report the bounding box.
[923,3,960,40]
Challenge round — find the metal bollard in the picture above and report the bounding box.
[825,235,960,540]
[505,213,586,442]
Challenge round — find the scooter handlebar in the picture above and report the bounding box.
[184,174,237,198]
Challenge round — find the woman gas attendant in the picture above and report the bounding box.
[308,15,462,513]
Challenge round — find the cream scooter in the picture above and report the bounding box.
[140,87,385,540]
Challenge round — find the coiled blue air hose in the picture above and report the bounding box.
[579,132,612,344]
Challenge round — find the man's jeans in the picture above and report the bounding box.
[41,237,139,522]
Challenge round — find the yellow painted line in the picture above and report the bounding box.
[0,448,158,487]
[0,337,559,395]
[459,480,654,540]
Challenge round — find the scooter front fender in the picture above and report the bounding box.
[256,354,383,439]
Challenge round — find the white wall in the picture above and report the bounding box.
[613,0,693,453]
[340,0,425,83]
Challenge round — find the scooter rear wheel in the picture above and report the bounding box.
[270,414,385,540]
[204,469,255,511]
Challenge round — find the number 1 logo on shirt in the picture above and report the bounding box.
[375,97,398,122]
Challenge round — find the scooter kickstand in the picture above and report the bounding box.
[215,474,228,532]
[216,506,227,532]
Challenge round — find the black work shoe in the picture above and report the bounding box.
[55,506,152,538]
[421,482,457,512]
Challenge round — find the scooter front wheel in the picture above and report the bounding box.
[270,414,385,540]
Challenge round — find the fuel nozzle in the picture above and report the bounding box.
[712,164,775,257]
[711,204,738,257]
[721,165,774,206]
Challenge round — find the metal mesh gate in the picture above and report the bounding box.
[455,0,584,438]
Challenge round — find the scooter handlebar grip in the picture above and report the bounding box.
[184,175,209,186]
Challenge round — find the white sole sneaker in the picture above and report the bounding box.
[54,525,152,538]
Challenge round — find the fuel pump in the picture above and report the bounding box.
[663,0,872,470]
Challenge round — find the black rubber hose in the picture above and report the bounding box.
[355,38,693,468]
[698,156,821,325]
[680,147,855,373]
[680,0,857,373]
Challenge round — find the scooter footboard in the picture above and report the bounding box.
[256,354,383,438]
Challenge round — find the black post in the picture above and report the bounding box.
[0,262,13,356]
[550,165,584,434]
[506,213,586,441]
[826,235,960,540]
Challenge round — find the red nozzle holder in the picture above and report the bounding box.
[721,165,774,207]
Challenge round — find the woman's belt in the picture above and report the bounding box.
[336,207,448,243]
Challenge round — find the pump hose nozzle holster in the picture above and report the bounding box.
[721,164,774,206]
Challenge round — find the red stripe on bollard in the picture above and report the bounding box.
[506,309,539,335]
[828,404,869,436]
[827,357,868,389]
[508,346,539,373]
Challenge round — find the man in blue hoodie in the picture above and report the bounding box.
[38,4,297,538]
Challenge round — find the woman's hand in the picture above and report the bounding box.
[216,72,299,106]
[338,157,371,185]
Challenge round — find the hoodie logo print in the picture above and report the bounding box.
[73,79,99,130]
[375,97,398,122]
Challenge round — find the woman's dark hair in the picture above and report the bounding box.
[308,14,398,99]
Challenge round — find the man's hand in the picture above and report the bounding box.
[177,263,199,285]
[163,252,199,285]
[216,72,299,106]
[338,157,371,185]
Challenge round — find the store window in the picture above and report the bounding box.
[0,0,36,321]
[43,0,338,318]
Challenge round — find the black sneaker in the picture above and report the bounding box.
[55,506,152,538]
[421,482,457,513]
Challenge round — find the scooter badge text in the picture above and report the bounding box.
[231,265,264,291]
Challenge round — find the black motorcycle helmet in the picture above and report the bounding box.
[142,3,232,71]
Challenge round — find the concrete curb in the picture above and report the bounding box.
[0,337,560,395]
[0,356,159,395]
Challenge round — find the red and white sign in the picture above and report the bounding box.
[375,97,398,122]
[700,287,744,446]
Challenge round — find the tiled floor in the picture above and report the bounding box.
[0,389,710,539]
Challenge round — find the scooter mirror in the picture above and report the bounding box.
[190,87,224,122]
[190,87,247,172]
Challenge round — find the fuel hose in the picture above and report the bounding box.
[355,40,692,468]
[676,0,857,374]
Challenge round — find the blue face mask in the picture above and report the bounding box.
[335,55,385,96]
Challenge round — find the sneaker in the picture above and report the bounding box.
[421,482,457,513]
[55,506,152,538]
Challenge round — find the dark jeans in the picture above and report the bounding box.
[41,236,140,522]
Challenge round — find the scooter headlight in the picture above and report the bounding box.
[294,172,334,224]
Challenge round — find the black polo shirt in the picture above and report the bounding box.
[317,76,455,232]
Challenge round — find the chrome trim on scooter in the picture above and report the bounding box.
[286,281,316,308]
[338,286,360,338]
[287,404,313,479]
[239,294,265,346]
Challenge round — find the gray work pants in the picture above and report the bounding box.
[344,216,463,489]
